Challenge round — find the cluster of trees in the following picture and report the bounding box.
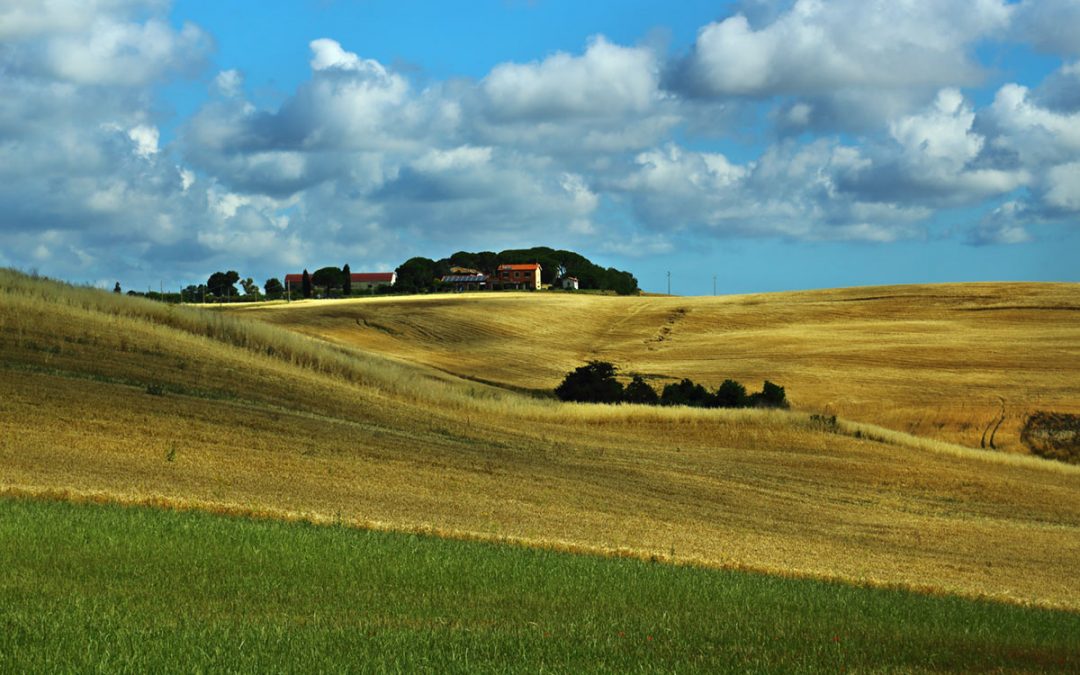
[554,361,788,409]
[396,247,639,295]
[167,265,354,303]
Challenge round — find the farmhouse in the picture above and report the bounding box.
[561,276,579,290]
[283,271,397,294]
[350,272,397,291]
[496,263,542,290]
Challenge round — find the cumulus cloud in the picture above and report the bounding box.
[483,36,659,120]
[673,0,1010,98]
[616,141,928,243]
[1014,0,1080,56]
[836,89,1030,206]
[987,82,1080,165]
[966,202,1034,245]
[1043,162,1080,212]
[42,18,210,86]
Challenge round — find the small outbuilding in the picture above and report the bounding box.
[561,276,579,290]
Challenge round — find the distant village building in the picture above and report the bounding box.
[496,263,542,290]
[561,276,579,290]
[350,272,397,291]
[441,273,487,291]
[283,271,396,294]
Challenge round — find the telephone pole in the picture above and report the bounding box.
[666,271,671,296]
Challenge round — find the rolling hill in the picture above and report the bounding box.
[3,270,1080,611]
[231,282,1080,455]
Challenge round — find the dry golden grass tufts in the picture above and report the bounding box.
[3,270,1080,610]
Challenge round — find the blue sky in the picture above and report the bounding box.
[2,1,1079,294]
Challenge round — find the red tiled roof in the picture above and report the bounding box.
[283,272,395,285]
[497,263,541,271]
[350,272,395,283]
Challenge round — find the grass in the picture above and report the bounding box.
[2,497,1078,673]
[3,269,1080,612]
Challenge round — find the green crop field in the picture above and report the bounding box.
[2,497,1078,673]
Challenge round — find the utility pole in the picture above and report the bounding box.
[666,271,671,296]
[287,280,291,303]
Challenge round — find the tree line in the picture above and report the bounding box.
[554,361,789,409]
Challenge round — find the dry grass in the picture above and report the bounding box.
[3,270,1080,610]
[233,283,1080,454]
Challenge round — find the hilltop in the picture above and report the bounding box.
[2,270,1080,609]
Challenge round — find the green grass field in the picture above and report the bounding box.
[2,497,1077,673]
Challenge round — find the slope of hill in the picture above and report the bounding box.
[232,283,1080,455]
[3,270,1080,610]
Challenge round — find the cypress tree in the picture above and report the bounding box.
[342,263,352,296]
[302,269,312,299]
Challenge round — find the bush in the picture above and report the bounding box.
[554,361,624,404]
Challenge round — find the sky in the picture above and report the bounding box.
[1,0,1078,295]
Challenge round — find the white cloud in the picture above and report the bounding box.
[967,201,1034,245]
[483,36,659,120]
[989,83,1080,164]
[676,0,1011,97]
[1014,0,1080,56]
[617,141,929,242]
[127,124,159,158]
[213,69,243,97]
[0,0,167,40]
[45,18,210,86]
[1044,162,1080,211]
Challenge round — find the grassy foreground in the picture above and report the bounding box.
[2,498,1078,673]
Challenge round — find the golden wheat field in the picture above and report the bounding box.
[232,283,1080,454]
[3,270,1080,610]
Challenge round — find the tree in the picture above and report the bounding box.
[264,278,285,299]
[714,379,748,408]
[113,282,121,294]
[395,257,443,293]
[660,378,712,407]
[312,266,343,297]
[623,375,659,405]
[207,270,240,298]
[554,361,624,404]
[240,277,260,297]
[302,269,312,299]
[748,381,788,409]
[342,263,352,296]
